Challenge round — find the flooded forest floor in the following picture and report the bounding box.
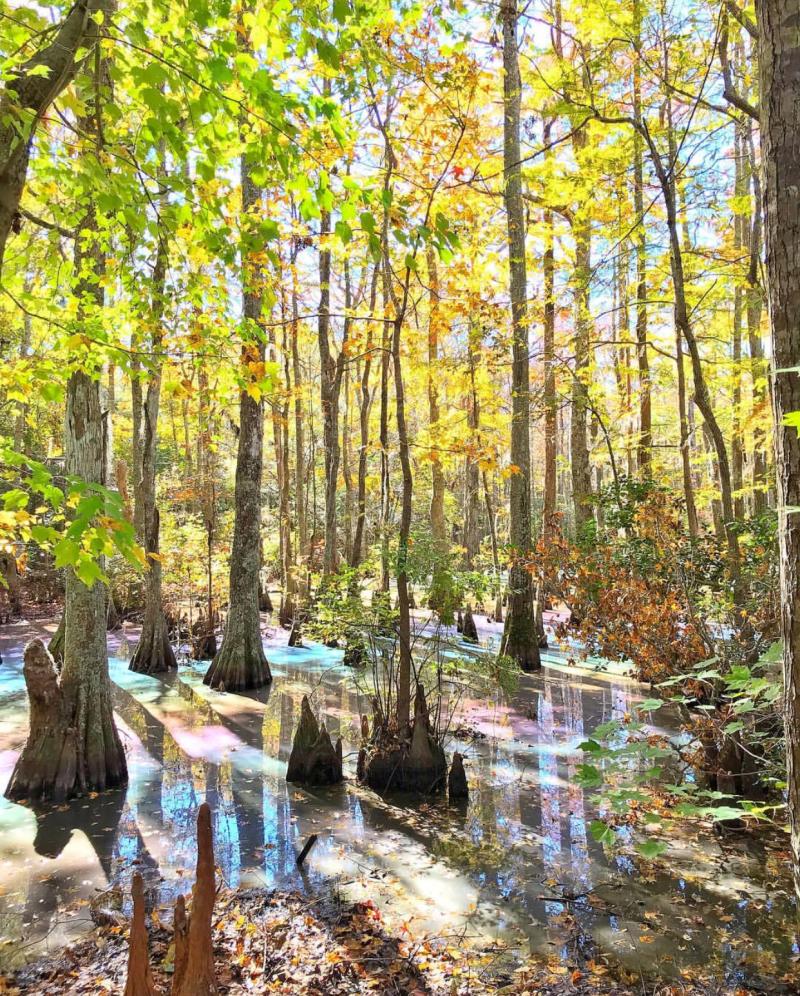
[0,612,797,994]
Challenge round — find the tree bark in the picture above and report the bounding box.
[542,130,557,538]
[318,192,340,577]
[499,0,540,671]
[204,153,271,691]
[570,129,594,538]
[464,326,482,567]
[758,0,800,899]
[745,120,768,514]
[290,235,308,558]
[350,266,377,569]
[130,184,176,676]
[427,246,448,604]
[633,0,652,476]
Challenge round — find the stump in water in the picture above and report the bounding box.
[287,620,303,647]
[124,872,155,996]
[462,605,479,644]
[278,596,294,629]
[172,893,188,993]
[258,583,273,613]
[456,608,463,634]
[191,611,217,661]
[448,752,469,800]
[361,684,447,794]
[5,638,127,803]
[286,696,343,786]
[174,802,217,996]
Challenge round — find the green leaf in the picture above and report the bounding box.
[75,558,104,588]
[576,763,603,788]
[635,839,668,860]
[53,537,80,568]
[635,698,663,712]
[589,820,616,846]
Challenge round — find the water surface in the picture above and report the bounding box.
[0,617,795,986]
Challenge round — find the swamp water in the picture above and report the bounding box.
[0,617,796,987]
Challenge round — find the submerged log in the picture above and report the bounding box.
[286,696,343,786]
[124,872,155,996]
[174,802,217,996]
[448,751,469,800]
[462,605,479,644]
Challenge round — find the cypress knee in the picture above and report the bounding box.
[124,872,155,996]
[174,803,217,996]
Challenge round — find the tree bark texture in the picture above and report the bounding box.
[758,0,800,898]
[499,0,540,671]
[204,155,271,691]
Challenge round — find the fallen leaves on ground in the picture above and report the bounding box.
[0,887,791,995]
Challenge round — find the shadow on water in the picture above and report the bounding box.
[0,619,796,984]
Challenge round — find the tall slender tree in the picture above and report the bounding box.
[499,0,540,671]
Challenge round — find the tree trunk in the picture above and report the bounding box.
[204,153,270,691]
[426,246,448,605]
[350,266,377,569]
[732,121,746,520]
[745,121,768,514]
[318,194,340,577]
[130,195,176,676]
[499,0,540,671]
[633,0,652,476]
[291,238,308,558]
[542,141,557,538]
[676,325,699,537]
[570,130,593,539]
[386,265,414,729]
[758,0,800,898]
[464,327,482,566]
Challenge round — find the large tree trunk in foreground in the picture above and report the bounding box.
[758,0,800,899]
[7,156,126,800]
[0,0,110,272]
[499,0,540,671]
[204,156,271,692]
